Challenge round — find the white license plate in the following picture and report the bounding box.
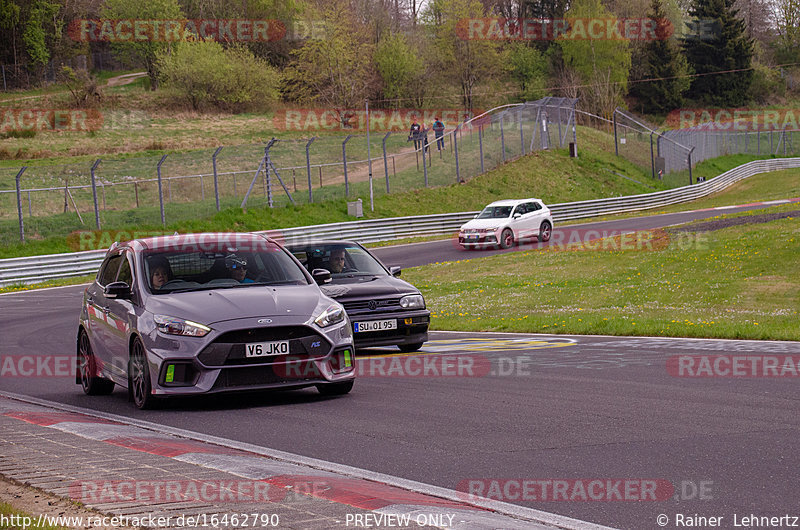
[245,340,290,357]
[354,319,397,333]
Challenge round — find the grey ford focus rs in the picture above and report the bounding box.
[76,233,355,409]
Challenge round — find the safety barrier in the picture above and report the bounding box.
[1,157,798,287]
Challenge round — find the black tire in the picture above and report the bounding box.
[316,380,354,396]
[538,221,552,242]
[129,338,158,409]
[398,342,424,352]
[500,228,514,249]
[77,330,115,396]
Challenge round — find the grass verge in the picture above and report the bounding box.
[404,207,800,340]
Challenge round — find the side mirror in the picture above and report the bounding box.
[311,268,332,285]
[513,212,522,219]
[389,266,401,277]
[104,281,132,299]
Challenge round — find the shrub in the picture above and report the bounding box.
[157,40,280,112]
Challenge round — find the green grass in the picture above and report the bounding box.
[0,502,68,530]
[404,206,800,340]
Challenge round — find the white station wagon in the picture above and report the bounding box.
[458,198,553,249]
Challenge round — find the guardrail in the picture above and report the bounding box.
[1,157,798,287]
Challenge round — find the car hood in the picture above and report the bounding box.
[320,275,418,300]
[460,218,508,230]
[145,284,324,325]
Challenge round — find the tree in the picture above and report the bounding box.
[374,33,424,107]
[103,0,184,90]
[157,40,280,111]
[507,43,549,101]
[771,0,800,63]
[630,0,691,114]
[282,1,377,117]
[682,0,754,106]
[558,0,632,118]
[425,0,501,111]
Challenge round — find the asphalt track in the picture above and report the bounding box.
[2,202,799,530]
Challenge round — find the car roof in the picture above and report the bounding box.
[484,198,541,207]
[110,232,276,252]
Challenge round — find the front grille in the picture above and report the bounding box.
[198,326,330,367]
[211,364,322,389]
[342,298,401,313]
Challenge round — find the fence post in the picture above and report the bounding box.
[649,132,656,179]
[382,132,391,193]
[454,125,461,183]
[422,132,429,187]
[15,167,27,242]
[212,146,223,211]
[688,148,694,185]
[479,124,485,174]
[783,130,787,155]
[342,135,352,196]
[90,159,102,229]
[305,137,316,203]
[264,146,273,208]
[241,147,268,211]
[157,154,168,226]
[500,113,506,162]
[134,181,139,208]
[613,110,619,156]
[519,108,525,155]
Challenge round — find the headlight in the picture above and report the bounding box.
[314,304,345,328]
[154,315,211,337]
[483,227,499,233]
[400,294,425,309]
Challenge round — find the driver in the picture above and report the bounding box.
[148,256,172,289]
[328,248,347,273]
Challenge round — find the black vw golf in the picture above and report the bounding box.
[285,241,430,352]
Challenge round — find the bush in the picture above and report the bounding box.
[56,66,102,107]
[749,64,787,105]
[157,40,280,111]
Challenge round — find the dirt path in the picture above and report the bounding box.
[0,71,147,104]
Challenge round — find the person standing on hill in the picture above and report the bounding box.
[432,117,445,150]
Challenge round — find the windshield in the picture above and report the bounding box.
[288,243,388,278]
[144,246,309,293]
[477,205,513,219]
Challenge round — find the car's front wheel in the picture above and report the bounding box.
[398,342,423,352]
[500,228,514,249]
[538,221,552,242]
[129,338,158,409]
[316,381,354,396]
[78,330,115,395]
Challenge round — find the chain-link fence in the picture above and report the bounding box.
[661,126,799,170]
[1,98,578,244]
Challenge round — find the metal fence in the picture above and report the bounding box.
[661,126,799,171]
[3,157,797,287]
[0,98,578,244]
[612,108,800,186]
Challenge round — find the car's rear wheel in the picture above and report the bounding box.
[398,342,424,352]
[500,228,514,249]
[316,381,354,396]
[78,330,115,395]
[129,338,158,409]
[538,221,552,242]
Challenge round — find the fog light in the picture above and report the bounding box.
[165,364,175,383]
